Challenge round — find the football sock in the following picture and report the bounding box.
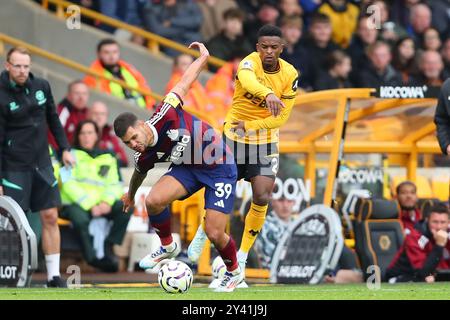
[237,250,248,264]
[149,207,173,246]
[217,237,238,272]
[45,254,61,281]
[240,202,268,253]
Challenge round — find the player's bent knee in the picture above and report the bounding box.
[204,225,223,245]
[252,191,271,206]
[145,194,169,214]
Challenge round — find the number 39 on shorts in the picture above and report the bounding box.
[215,183,233,199]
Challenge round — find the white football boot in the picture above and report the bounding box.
[214,267,245,293]
[139,242,181,270]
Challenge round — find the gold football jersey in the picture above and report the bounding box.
[224,52,298,144]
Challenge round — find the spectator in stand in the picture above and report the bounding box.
[390,0,421,31]
[207,8,253,64]
[442,38,450,80]
[84,39,155,110]
[421,27,442,52]
[278,0,303,20]
[280,15,312,91]
[142,0,203,57]
[317,0,359,49]
[347,15,379,85]
[355,41,402,88]
[60,120,132,273]
[243,1,280,45]
[235,0,265,22]
[206,51,244,126]
[392,36,419,85]
[96,0,146,35]
[48,80,89,149]
[407,3,432,47]
[367,1,407,45]
[386,203,450,283]
[197,0,238,42]
[300,0,323,26]
[165,54,214,114]
[301,13,340,86]
[395,181,422,235]
[411,50,445,87]
[427,0,450,38]
[313,50,353,90]
[71,0,100,27]
[88,101,129,167]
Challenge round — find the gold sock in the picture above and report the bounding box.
[240,202,268,253]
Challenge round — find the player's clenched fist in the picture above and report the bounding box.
[265,93,285,117]
[121,193,135,213]
[432,229,449,247]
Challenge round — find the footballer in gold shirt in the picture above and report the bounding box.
[224,52,298,145]
[188,25,299,287]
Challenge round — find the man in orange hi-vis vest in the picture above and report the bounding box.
[84,38,156,110]
[165,53,214,116]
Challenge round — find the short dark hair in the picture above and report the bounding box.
[223,8,245,21]
[396,181,417,195]
[97,38,119,52]
[257,24,282,40]
[113,112,138,138]
[430,202,450,217]
[73,120,99,149]
[310,12,331,26]
[366,40,391,55]
[326,50,349,70]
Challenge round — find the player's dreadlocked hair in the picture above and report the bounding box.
[114,112,138,138]
[257,24,282,40]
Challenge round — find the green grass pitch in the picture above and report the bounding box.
[1,283,450,300]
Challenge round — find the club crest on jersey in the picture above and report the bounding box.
[167,129,180,141]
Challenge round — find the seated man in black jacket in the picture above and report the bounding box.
[386,203,450,283]
[355,40,402,88]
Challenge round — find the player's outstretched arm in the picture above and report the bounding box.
[170,42,209,99]
[122,169,147,212]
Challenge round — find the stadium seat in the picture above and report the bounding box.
[418,198,440,220]
[353,198,404,281]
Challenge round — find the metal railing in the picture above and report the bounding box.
[0,33,219,128]
[40,0,227,69]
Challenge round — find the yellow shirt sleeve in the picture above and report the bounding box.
[244,71,299,131]
[244,95,296,130]
[237,68,273,98]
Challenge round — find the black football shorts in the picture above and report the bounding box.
[2,166,61,212]
[224,136,279,182]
